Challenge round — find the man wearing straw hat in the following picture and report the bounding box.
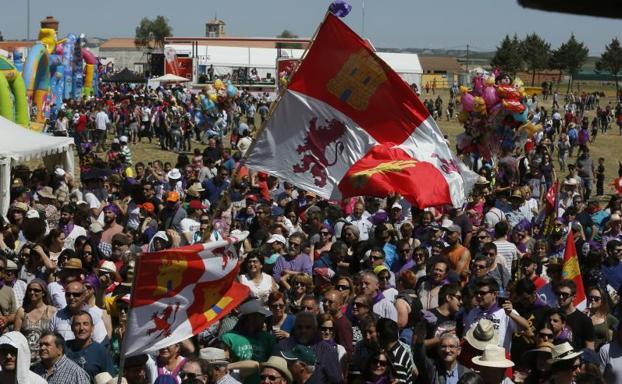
[471,344,514,384]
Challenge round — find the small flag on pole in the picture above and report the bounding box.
[562,229,586,311]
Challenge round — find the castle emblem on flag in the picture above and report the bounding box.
[292,117,346,187]
[327,49,387,110]
[154,256,188,296]
[147,301,180,339]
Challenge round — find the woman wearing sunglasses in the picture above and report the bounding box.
[360,350,396,384]
[317,313,347,370]
[586,286,618,350]
[13,279,56,365]
[333,276,355,304]
[349,294,375,348]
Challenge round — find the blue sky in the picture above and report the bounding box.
[1,0,620,54]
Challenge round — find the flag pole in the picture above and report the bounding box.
[116,253,143,384]
[243,8,331,159]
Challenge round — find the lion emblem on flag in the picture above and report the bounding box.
[292,117,346,187]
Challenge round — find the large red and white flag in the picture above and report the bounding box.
[562,230,587,311]
[124,231,250,356]
[246,13,476,208]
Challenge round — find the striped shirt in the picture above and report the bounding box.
[388,341,415,384]
[33,355,91,384]
[493,239,518,273]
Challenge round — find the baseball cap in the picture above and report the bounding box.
[238,299,271,317]
[166,191,180,203]
[266,234,287,245]
[199,348,229,365]
[138,202,155,214]
[445,224,462,235]
[281,345,317,366]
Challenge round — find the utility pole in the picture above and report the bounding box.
[26,0,30,40]
[466,44,470,74]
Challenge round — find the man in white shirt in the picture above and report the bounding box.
[180,200,206,245]
[346,201,373,242]
[463,276,529,351]
[60,204,87,251]
[94,107,110,151]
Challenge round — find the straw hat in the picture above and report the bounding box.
[465,319,500,350]
[522,342,554,367]
[186,182,205,198]
[475,176,489,185]
[261,356,293,383]
[547,342,583,364]
[472,345,514,368]
[37,186,57,200]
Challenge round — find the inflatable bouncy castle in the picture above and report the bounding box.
[20,17,100,123]
[0,56,30,127]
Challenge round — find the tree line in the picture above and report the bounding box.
[490,33,622,94]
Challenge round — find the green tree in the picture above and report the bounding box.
[490,34,523,76]
[596,38,622,96]
[135,16,172,49]
[552,34,589,93]
[276,30,302,49]
[521,33,551,86]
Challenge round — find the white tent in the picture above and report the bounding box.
[151,74,190,83]
[0,116,75,215]
[165,43,423,88]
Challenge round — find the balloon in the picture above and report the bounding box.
[512,108,529,122]
[227,84,237,98]
[330,0,352,17]
[505,100,526,114]
[485,75,496,86]
[209,94,218,102]
[214,79,224,90]
[482,86,499,107]
[472,97,487,114]
[518,122,542,138]
[461,92,474,112]
[497,85,521,99]
[612,177,622,194]
[488,102,503,116]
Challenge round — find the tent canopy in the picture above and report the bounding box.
[103,68,146,83]
[152,74,190,82]
[0,115,74,215]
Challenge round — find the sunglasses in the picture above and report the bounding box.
[260,374,283,381]
[477,235,489,240]
[539,332,553,339]
[336,284,350,291]
[557,292,573,299]
[271,303,285,309]
[320,326,334,332]
[589,296,602,302]
[373,359,388,367]
[65,291,84,298]
[370,255,384,261]
[353,302,368,308]
[27,288,43,293]
[476,290,492,297]
[289,242,301,248]
[179,372,205,381]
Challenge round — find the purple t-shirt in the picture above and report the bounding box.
[272,253,313,282]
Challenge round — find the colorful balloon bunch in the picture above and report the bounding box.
[456,71,541,160]
[200,79,240,112]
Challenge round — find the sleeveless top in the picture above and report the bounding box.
[22,306,53,365]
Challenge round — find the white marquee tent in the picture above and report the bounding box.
[0,116,75,216]
[165,44,423,89]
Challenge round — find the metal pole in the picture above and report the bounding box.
[362,0,366,37]
[26,0,30,40]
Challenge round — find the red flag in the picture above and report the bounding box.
[562,230,586,310]
[124,232,250,356]
[545,182,558,212]
[246,13,476,208]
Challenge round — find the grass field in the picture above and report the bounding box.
[26,85,622,200]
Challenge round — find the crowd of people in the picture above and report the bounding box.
[3,79,622,384]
